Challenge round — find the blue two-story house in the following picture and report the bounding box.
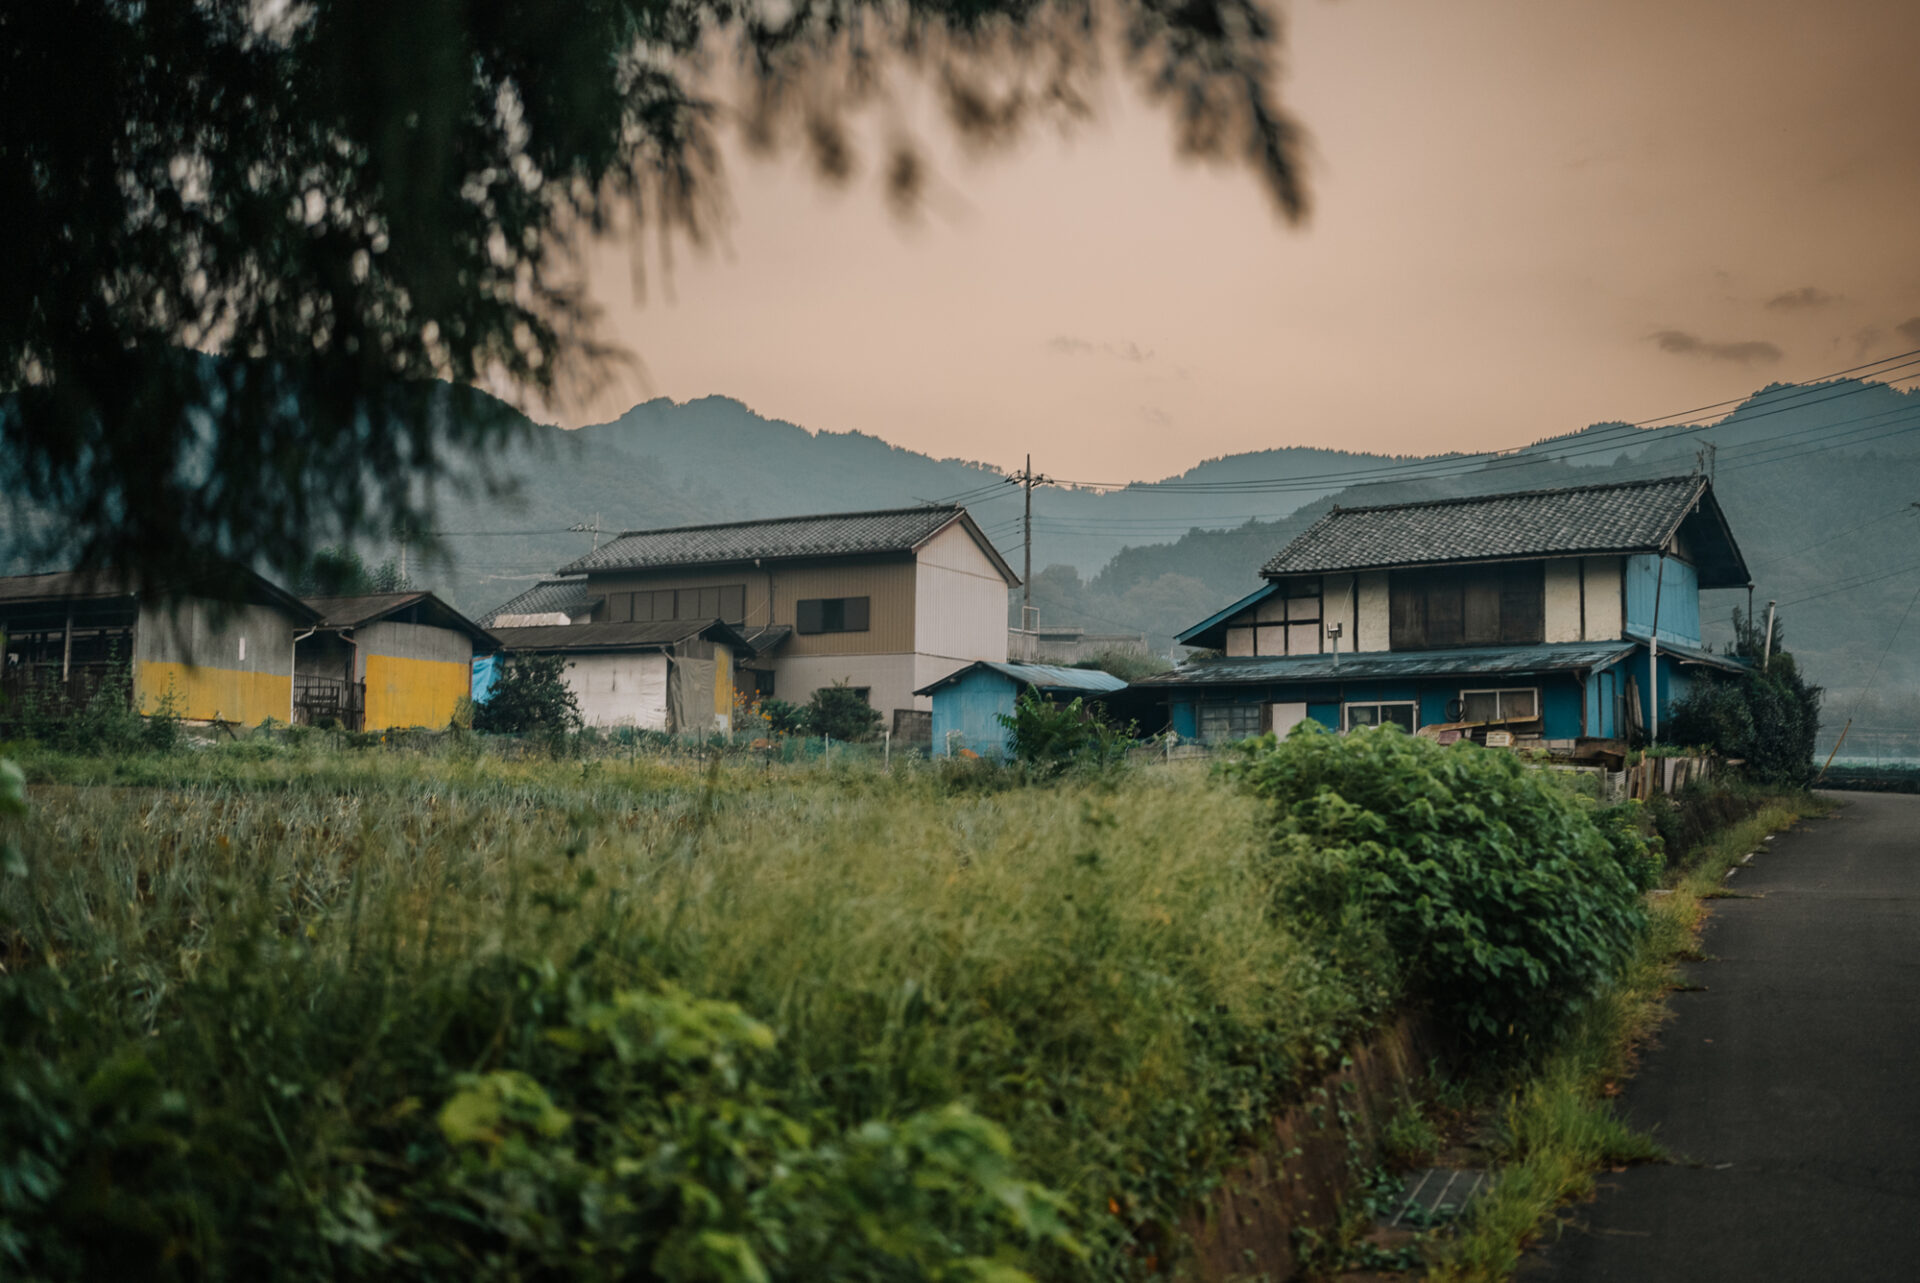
[1138,475,1750,749]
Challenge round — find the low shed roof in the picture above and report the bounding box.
[303,591,496,648]
[0,566,318,621]
[489,618,746,654]
[914,660,1132,697]
[1133,641,1638,688]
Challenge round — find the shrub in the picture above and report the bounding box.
[474,653,582,735]
[1225,723,1652,1046]
[760,697,809,736]
[803,681,882,742]
[998,688,1133,773]
[1667,680,1754,758]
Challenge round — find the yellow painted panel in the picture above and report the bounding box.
[364,653,471,731]
[713,643,734,726]
[136,661,291,726]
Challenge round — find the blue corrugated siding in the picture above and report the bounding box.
[1625,554,1701,646]
[931,669,1018,757]
[1620,649,1693,735]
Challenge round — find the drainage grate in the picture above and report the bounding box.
[1385,1167,1491,1228]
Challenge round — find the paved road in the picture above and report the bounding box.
[1525,791,1920,1283]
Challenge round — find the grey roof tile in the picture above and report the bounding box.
[1262,476,1710,576]
[489,619,745,653]
[557,505,1014,580]
[479,579,602,626]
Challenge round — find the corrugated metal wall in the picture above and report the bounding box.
[133,597,301,724]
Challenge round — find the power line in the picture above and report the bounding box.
[1779,560,1920,608]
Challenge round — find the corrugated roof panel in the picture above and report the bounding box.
[1261,476,1709,576]
[490,619,744,652]
[1134,641,1638,687]
[914,660,1133,697]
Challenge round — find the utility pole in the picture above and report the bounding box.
[1010,454,1052,630]
[569,514,604,552]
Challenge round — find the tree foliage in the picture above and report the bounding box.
[1667,608,1823,784]
[805,681,883,742]
[1,1,1306,598]
[998,687,1133,771]
[294,546,414,597]
[474,653,582,734]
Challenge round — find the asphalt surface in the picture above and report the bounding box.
[1524,791,1920,1283]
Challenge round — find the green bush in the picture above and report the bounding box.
[1225,723,1653,1046]
[998,688,1133,773]
[0,964,1074,1282]
[803,681,882,742]
[760,697,809,736]
[474,653,582,735]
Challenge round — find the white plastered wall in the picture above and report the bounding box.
[561,652,670,729]
[1355,572,1390,651]
[1544,560,1584,643]
[914,523,1012,665]
[774,652,920,721]
[1582,557,1623,640]
[1322,574,1356,654]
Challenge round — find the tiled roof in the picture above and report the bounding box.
[1262,476,1713,577]
[557,505,1017,583]
[489,619,745,653]
[479,579,601,626]
[915,661,1132,697]
[1133,641,1639,687]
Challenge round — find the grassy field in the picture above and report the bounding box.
[1,740,1389,1280]
[0,732,1792,1281]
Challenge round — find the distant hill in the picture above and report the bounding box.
[6,377,1916,722]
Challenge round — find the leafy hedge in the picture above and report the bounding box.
[1,958,1072,1282]
[1225,724,1657,1046]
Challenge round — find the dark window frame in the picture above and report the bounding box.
[796,595,871,635]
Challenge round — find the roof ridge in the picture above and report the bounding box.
[604,503,963,541]
[1322,474,1703,518]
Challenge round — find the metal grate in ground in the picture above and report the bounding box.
[1385,1167,1491,1228]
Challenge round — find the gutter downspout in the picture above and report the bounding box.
[342,629,361,730]
[1648,554,1666,745]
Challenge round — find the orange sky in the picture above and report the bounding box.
[566,0,1920,482]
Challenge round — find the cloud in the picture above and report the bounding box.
[1046,335,1154,364]
[1764,286,1840,311]
[1898,317,1920,347]
[1650,330,1783,365]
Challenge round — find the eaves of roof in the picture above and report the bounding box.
[1133,641,1639,687]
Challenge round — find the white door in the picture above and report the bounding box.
[1267,702,1309,737]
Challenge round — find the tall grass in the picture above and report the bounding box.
[1,746,1378,1279]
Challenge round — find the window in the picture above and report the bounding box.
[1344,702,1416,732]
[1250,579,1324,656]
[1459,688,1539,724]
[796,596,871,634]
[1389,565,1544,650]
[1198,702,1263,743]
[617,585,747,624]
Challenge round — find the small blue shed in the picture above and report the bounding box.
[916,661,1131,758]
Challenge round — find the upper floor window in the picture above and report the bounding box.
[603,584,747,625]
[796,596,870,635]
[1389,564,1543,651]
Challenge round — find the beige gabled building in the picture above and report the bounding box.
[486,505,1018,736]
